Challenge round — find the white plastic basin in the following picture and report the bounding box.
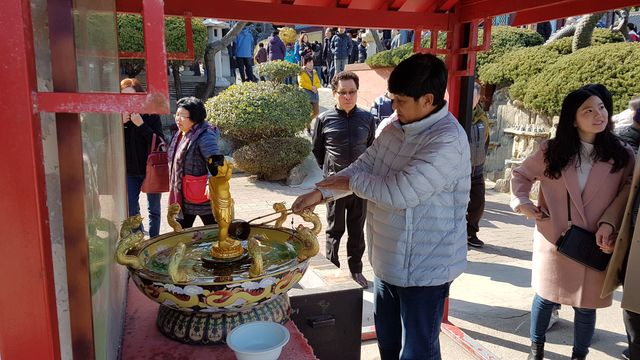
[226,321,290,360]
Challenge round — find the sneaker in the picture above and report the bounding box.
[467,235,484,248]
[622,348,630,360]
[351,272,369,289]
[547,308,560,330]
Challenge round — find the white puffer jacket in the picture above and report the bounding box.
[322,104,471,287]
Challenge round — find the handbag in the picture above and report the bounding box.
[182,174,209,204]
[141,134,170,193]
[556,192,611,271]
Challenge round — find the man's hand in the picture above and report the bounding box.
[316,175,350,191]
[516,203,546,220]
[130,113,144,126]
[292,190,323,213]
[596,223,615,254]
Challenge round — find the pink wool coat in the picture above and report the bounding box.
[511,143,634,309]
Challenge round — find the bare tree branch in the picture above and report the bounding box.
[202,21,248,100]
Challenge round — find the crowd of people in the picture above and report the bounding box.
[122,33,640,358]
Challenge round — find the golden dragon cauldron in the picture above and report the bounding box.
[115,157,320,344]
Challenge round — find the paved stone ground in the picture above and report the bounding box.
[142,88,628,359]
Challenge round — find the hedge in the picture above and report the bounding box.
[522,42,640,116]
[205,81,311,143]
[233,137,312,180]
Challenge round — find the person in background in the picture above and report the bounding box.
[254,42,267,64]
[234,27,256,82]
[616,97,640,152]
[168,97,221,229]
[628,23,639,42]
[312,40,324,86]
[358,40,368,63]
[298,56,322,134]
[466,82,490,248]
[254,42,268,81]
[120,78,165,238]
[348,32,359,64]
[296,32,313,64]
[331,28,353,73]
[511,87,633,360]
[293,54,470,360]
[309,71,375,289]
[322,28,335,87]
[267,29,286,61]
[370,91,393,127]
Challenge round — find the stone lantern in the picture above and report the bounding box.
[203,19,232,87]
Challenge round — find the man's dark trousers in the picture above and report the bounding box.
[326,194,366,273]
[236,57,255,82]
[466,173,485,237]
[624,309,640,359]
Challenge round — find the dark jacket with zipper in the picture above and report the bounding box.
[124,114,164,176]
[312,106,376,177]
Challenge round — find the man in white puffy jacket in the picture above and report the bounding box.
[292,53,470,360]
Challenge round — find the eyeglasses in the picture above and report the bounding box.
[337,90,357,97]
[175,113,190,119]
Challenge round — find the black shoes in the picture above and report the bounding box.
[528,342,544,360]
[467,235,485,248]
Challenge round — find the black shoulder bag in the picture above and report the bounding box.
[556,192,611,271]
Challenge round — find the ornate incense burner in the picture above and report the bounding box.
[115,156,320,344]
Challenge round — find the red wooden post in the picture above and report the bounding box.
[0,0,61,358]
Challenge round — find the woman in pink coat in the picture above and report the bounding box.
[511,87,633,360]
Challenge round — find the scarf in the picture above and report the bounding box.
[167,122,212,212]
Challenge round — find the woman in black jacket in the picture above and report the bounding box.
[120,78,165,237]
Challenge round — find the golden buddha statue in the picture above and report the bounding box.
[207,156,244,260]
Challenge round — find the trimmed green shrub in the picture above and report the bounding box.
[233,137,312,180]
[522,42,640,116]
[205,81,311,143]
[366,26,542,69]
[366,34,445,68]
[478,46,562,86]
[545,37,573,55]
[545,28,624,55]
[592,28,625,45]
[476,26,544,69]
[256,60,301,83]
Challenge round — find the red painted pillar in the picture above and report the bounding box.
[0,0,61,359]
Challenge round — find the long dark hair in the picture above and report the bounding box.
[544,87,630,179]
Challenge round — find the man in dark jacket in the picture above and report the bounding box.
[322,28,335,86]
[466,82,490,248]
[312,71,376,288]
[267,29,286,61]
[331,28,353,73]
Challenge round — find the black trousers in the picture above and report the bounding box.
[624,309,640,359]
[326,194,366,273]
[466,173,485,237]
[178,213,216,229]
[236,57,255,82]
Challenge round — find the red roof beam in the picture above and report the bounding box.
[347,0,391,10]
[116,0,450,30]
[399,0,437,12]
[460,0,640,23]
[512,0,640,26]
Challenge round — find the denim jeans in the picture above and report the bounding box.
[126,175,161,237]
[374,277,450,360]
[530,294,596,358]
[334,57,348,73]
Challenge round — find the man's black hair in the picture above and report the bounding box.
[388,53,448,108]
[176,96,207,123]
[258,42,264,48]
